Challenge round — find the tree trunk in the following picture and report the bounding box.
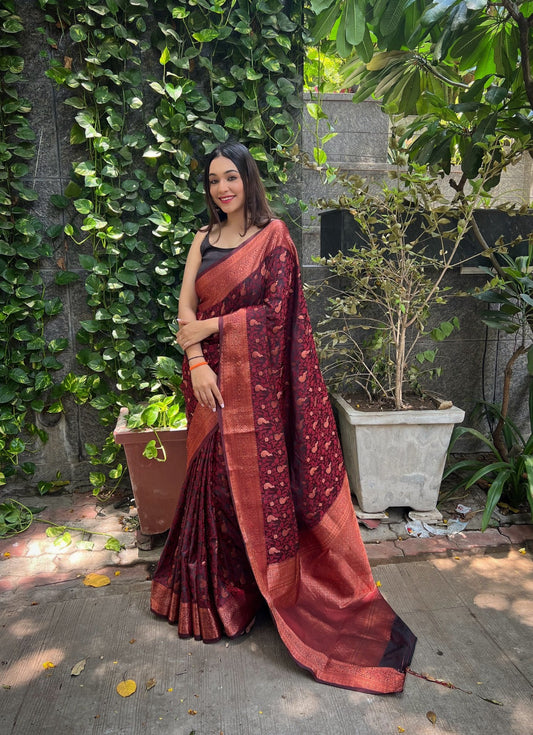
[492,345,527,460]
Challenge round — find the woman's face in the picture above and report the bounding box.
[208,155,245,218]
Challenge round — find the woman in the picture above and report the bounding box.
[150,142,416,694]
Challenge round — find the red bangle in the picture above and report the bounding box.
[189,361,208,371]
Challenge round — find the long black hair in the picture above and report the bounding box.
[203,142,273,235]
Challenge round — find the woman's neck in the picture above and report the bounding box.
[224,212,247,235]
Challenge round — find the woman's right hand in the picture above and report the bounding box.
[190,363,224,412]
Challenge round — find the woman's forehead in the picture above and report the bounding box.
[209,155,238,176]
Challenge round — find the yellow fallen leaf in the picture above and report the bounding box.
[115,571,121,576]
[376,580,382,587]
[167,688,173,692]
[146,678,156,691]
[116,679,137,697]
[427,711,437,725]
[398,728,405,733]
[188,709,197,715]
[70,658,87,676]
[3,552,11,558]
[83,573,110,588]
[42,661,55,669]
[519,548,526,555]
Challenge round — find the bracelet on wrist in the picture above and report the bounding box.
[187,355,204,362]
[189,360,208,371]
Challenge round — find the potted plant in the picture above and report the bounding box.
[306,162,495,516]
[113,356,187,544]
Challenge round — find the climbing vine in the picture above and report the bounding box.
[0,1,68,486]
[32,0,304,495]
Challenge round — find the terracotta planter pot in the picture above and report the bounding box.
[113,407,188,535]
[333,394,465,514]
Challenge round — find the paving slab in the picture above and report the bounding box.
[1,551,532,735]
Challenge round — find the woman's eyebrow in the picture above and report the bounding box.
[209,168,238,177]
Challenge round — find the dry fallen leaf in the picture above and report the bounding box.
[146,678,156,691]
[427,711,437,725]
[187,709,197,715]
[83,573,110,588]
[70,658,87,676]
[116,679,137,697]
[398,728,405,733]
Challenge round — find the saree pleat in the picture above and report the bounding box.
[151,219,416,692]
[151,426,263,641]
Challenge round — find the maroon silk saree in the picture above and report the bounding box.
[150,219,416,694]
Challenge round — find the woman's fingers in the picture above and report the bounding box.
[212,385,224,409]
[191,366,224,411]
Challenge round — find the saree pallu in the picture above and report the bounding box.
[151,219,416,694]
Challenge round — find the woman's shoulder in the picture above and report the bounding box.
[266,218,296,248]
[266,218,288,233]
[191,226,210,250]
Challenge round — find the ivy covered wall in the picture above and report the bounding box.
[0,0,305,493]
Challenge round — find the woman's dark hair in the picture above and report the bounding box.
[203,142,273,235]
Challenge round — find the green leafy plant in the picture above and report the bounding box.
[0,498,41,537]
[309,0,533,194]
[124,355,187,462]
[0,497,122,549]
[444,242,533,529]
[0,1,69,486]
[306,139,509,410]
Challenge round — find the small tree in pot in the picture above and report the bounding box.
[307,154,506,514]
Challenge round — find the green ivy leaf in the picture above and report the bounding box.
[70,25,88,42]
[55,271,80,285]
[193,29,220,43]
[104,536,122,552]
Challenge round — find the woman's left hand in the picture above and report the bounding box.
[176,319,217,350]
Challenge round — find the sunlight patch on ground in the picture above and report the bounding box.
[0,648,65,687]
[473,593,509,612]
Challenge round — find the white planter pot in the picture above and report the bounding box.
[333,394,465,514]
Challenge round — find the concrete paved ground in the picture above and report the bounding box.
[1,548,532,735]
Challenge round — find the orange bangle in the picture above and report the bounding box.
[189,361,208,371]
